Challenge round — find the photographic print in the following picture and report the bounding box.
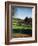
[5,1,37,44]
[11,7,32,38]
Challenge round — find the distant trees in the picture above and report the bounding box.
[24,17,28,22]
[24,17,32,25]
[17,17,32,26]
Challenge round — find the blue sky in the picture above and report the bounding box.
[14,7,32,20]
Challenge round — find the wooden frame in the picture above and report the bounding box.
[5,1,37,45]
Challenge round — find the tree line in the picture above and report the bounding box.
[17,17,32,26]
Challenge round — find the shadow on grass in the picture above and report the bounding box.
[12,29,32,34]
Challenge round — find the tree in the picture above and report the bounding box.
[24,17,28,22]
[24,17,28,25]
[24,17,32,25]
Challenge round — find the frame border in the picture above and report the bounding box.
[5,1,37,45]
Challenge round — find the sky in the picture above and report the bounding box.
[13,7,32,20]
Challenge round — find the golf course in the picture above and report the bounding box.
[12,17,32,38]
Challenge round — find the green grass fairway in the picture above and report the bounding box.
[12,18,32,30]
[12,18,32,38]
